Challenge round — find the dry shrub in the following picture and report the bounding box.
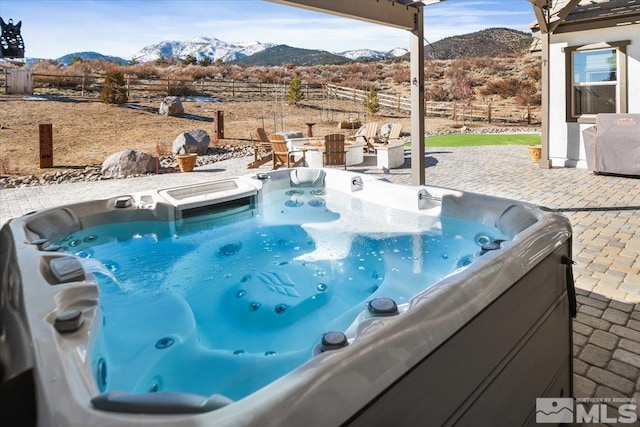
[30,60,64,73]
[514,80,541,106]
[480,77,521,99]
[129,63,159,79]
[426,85,450,102]
[466,57,494,69]
[393,67,410,84]
[524,63,541,81]
[480,77,541,105]
[33,74,78,89]
[167,80,198,97]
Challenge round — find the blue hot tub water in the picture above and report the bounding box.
[55,186,508,402]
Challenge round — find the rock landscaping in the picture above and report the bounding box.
[0,145,253,189]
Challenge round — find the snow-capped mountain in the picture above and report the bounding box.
[131,36,276,63]
[131,36,408,63]
[388,47,409,57]
[338,47,408,61]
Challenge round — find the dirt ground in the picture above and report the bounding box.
[0,96,533,177]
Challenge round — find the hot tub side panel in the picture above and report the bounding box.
[0,224,38,426]
[344,240,573,426]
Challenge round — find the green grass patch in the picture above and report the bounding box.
[423,133,540,147]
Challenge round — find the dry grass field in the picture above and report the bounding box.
[0,95,476,177]
[0,54,541,178]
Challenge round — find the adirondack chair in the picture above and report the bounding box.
[354,122,379,153]
[383,123,402,143]
[322,133,347,169]
[269,134,306,170]
[247,128,273,169]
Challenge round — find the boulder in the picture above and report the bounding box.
[172,129,211,155]
[101,149,156,178]
[159,96,184,117]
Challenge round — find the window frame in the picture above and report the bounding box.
[563,41,629,123]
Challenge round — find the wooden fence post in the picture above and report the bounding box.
[232,81,235,97]
[487,103,492,124]
[39,124,53,168]
[527,105,531,125]
[452,102,457,121]
[81,73,86,97]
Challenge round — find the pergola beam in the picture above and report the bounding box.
[266,0,419,30]
[528,0,550,33]
[548,0,582,33]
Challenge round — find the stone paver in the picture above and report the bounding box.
[2,145,640,409]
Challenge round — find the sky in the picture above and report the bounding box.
[0,0,536,60]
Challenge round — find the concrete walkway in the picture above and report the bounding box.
[2,145,640,411]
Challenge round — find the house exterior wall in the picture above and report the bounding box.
[548,25,640,168]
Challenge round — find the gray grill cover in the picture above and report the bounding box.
[582,114,640,176]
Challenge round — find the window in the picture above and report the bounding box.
[564,41,629,122]
[572,49,617,116]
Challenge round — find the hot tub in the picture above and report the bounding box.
[0,168,574,426]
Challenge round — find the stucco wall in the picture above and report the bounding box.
[548,25,640,168]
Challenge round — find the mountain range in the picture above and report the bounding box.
[128,35,409,65]
[51,28,531,66]
[132,36,276,63]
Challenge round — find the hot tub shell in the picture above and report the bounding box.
[0,169,574,426]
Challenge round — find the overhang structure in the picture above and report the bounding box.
[266,0,445,185]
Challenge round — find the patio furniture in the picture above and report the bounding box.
[582,113,640,177]
[269,134,306,170]
[383,123,402,143]
[351,122,379,153]
[289,138,364,168]
[322,134,347,169]
[375,141,406,170]
[247,128,273,169]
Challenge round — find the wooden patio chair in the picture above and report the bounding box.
[383,123,402,143]
[269,134,306,170]
[322,133,347,169]
[354,122,379,153]
[247,128,273,168]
